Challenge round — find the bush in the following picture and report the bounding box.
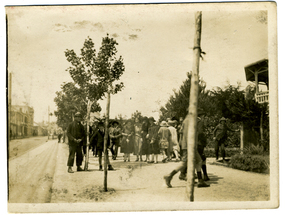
[229,154,268,173]
[204,147,240,158]
[243,143,265,155]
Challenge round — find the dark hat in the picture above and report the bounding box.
[98,121,104,126]
[74,112,82,117]
[112,120,119,125]
[148,117,155,122]
[168,120,177,126]
[142,116,149,121]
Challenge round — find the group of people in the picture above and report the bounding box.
[65,111,238,190]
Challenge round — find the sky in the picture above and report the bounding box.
[6,2,271,123]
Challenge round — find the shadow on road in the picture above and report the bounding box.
[206,173,223,185]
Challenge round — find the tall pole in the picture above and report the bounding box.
[186,11,202,202]
[48,106,50,139]
[103,91,111,191]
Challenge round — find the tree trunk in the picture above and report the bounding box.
[84,99,93,171]
[103,91,111,192]
[260,111,264,141]
[186,11,202,202]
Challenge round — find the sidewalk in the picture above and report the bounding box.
[51,143,270,205]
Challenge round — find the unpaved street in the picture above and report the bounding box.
[51,142,270,204]
[8,138,58,203]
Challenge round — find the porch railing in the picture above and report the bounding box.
[255,91,269,103]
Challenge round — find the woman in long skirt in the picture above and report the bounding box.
[158,121,172,163]
[121,119,134,162]
[147,117,160,163]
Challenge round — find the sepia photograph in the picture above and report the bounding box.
[4,0,280,213]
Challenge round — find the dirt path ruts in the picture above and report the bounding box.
[8,140,59,203]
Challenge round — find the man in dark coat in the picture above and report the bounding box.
[66,112,85,173]
[90,121,114,171]
[197,111,209,181]
[213,117,239,161]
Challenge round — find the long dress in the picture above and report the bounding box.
[120,124,134,154]
[133,123,143,156]
[168,126,179,152]
[141,121,149,155]
[157,126,172,150]
[148,124,160,154]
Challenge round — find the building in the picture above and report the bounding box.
[33,122,48,136]
[10,105,34,138]
[244,59,269,103]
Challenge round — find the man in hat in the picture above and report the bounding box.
[66,112,85,173]
[163,114,210,188]
[213,117,239,161]
[90,121,114,171]
[109,120,122,160]
[197,110,210,181]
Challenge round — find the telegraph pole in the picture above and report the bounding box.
[186,11,202,202]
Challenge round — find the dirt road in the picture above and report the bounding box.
[50,143,270,204]
[8,138,59,203]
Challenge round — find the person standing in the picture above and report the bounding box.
[90,122,114,171]
[141,117,150,162]
[147,117,160,163]
[177,117,184,159]
[163,114,210,188]
[57,127,63,143]
[134,118,143,162]
[62,127,67,143]
[66,112,85,173]
[109,121,122,160]
[158,121,172,163]
[121,119,134,162]
[213,117,239,161]
[168,120,180,162]
[197,111,210,181]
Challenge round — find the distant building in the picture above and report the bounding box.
[10,105,34,138]
[33,122,48,136]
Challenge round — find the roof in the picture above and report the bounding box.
[244,59,268,85]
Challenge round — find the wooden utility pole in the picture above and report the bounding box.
[103,90,111,191]
[186,11,202,202]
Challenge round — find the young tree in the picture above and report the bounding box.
[64,37,109,171]
[54,82,101,129]
[95,34,125,191]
